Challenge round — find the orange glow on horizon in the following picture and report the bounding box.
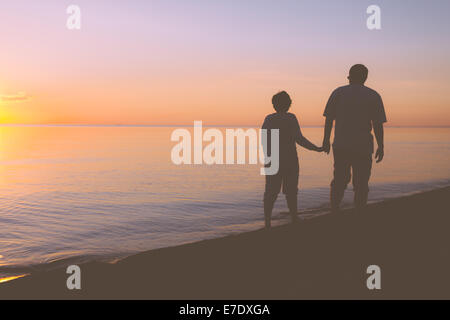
[0,2,449,127]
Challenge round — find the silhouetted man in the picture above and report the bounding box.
[322,64,386,212]
[263,91,323,228]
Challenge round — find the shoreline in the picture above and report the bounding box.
[2,179,448,277]
[1,186,449,299]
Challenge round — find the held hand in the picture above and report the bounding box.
[375,147,384,163]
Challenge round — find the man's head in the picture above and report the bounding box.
[348,64,368,84]
[272,91,292,113]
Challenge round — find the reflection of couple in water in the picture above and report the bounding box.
[262,64,387,228]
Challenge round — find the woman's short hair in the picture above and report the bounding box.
[272,91,292,112]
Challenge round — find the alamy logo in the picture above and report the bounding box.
[66,265,81,290]
[366,265,381,290]
[66,5,81,30]
[366,5,381,30]
[170,121,280,175]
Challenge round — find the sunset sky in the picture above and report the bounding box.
[0,0,449,126]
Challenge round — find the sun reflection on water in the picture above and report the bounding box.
[0,274,28,284]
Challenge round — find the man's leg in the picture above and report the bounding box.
[264,174,282,228]
[286,193,298,223]
[330,148,351,212]
[352,152,372,210]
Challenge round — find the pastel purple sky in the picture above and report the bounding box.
[0,0,449,126]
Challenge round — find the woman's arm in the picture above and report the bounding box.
[293,116,322,151]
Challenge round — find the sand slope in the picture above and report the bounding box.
[1,187,449,299]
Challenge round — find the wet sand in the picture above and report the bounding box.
[1,186,449,299]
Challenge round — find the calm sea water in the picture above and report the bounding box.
[0,126,449,276]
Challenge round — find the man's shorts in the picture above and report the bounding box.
[331,147,372,192]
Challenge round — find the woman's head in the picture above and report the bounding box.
[272,91,292,113]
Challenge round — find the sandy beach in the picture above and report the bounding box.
[0,186,449,300]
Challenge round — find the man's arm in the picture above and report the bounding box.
[322,117,333,154]
[372,92,386,163]
[373,121,384,163]
[322,89,338,154]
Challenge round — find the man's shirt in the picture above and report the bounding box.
[323,84,387,153]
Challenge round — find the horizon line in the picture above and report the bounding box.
[0,123,449,128]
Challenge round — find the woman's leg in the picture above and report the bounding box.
[264,174,282,228]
